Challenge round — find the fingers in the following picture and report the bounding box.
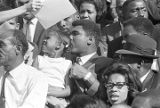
[25,0,44,12]
[31,0,44,11]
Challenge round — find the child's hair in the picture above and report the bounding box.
[47,27,70,48]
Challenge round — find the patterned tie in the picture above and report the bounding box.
[0,72,9,108]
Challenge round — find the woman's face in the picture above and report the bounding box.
[106,73,129,105]
[79,2,97,22]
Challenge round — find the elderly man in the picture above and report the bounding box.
[116,34,160,108]
[0,30,48,108]
[69,20,113,97]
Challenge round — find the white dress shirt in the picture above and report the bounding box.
[0,62,48,108]
[79,52,96,65]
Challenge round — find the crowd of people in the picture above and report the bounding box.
[0,0,160,108]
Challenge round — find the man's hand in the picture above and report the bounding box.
[70,63,89,79]
[24,0,44,12]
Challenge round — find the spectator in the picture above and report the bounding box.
[0,30,48,108]
[69,20,113,97]
[17,0,45,53]
[33,29,72,108]
[77,0,108,56]
[77,0,107,25]
[107,17,155,58]
[102,62,142,106]
[116,34,160,108]
[103,0,148,40]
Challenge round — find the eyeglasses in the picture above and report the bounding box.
[104,82,128,89]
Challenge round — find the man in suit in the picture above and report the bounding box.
[116,34,160,108]
[18,0,45,52]
[69,20,113,97]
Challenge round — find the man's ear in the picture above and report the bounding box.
[15,45,22,55]
[87,37,94,46]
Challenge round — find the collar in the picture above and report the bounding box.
[140,70,151,83]
[80,52,96,65]
[9,62,25,79]
[23,18,38,25]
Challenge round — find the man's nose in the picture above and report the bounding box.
[137,10,145,17]
[82,12,89,18]
[111,86,118,91]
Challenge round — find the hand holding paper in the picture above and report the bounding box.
[35,0,76,29]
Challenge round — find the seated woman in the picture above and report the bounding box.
[101,62,142,107]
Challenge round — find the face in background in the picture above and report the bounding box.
[42,32,64,57]
[70,25,89,56]
[123,0,148,21]
[79,2,97,22]
[57,13,80,33]
[106,73,129,105]
[18,0,35,20]
[0,36,17,67]
[0,18,19,34]
[116,0,126,20]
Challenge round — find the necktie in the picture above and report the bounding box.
[23,21,32,42]
[0,72,9,108]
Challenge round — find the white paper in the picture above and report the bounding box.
[35,0,76,29]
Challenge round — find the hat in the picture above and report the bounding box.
[116,34,159,59]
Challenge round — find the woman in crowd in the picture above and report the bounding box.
[77,0,107,26]
[101,62,142,107]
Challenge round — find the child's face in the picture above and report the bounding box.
[42,33,63,57]
[0,18,19,34]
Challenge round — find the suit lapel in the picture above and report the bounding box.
[33,21,44,44]
[142,70,154,91]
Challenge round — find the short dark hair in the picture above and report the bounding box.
[77,0,107,22]
[0,30,28,56]
[72,19,101,47]
[66,94,97,108]
[123,17,154,37]
[102,62,142,105]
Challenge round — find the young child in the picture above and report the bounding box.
[33,29,72,108]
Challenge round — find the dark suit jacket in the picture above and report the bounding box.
[132,70,160,108]
[107,36,123,58]
[72,54,113,97]
[33,21,46,53]
[142,70,160,90]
